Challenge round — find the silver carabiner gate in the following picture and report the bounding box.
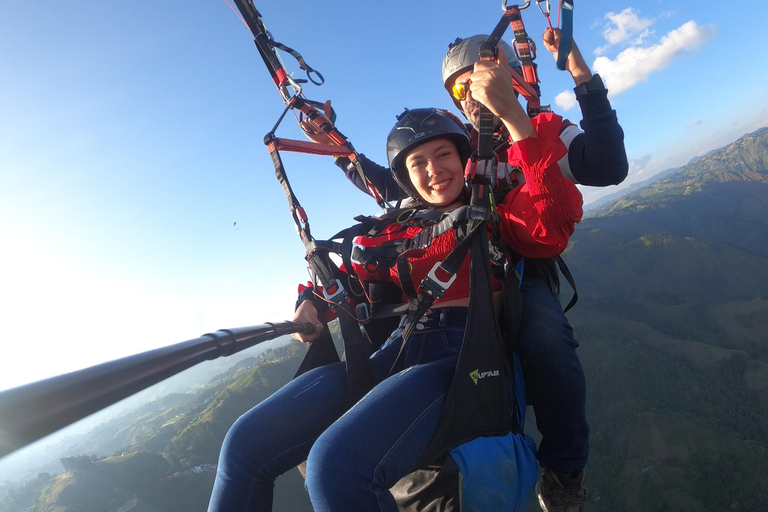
[502,0,531,10]
[536,0,550,17]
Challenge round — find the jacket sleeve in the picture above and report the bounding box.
[334,154,408,202]
[497,113,584,258]
[565,74,629,187]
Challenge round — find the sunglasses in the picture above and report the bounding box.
[451,80,471,101]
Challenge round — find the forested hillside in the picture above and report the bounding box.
[0,343,312,512]
[562,126,768,511]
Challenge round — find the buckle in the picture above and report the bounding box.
[420,262,457,300]
[356,302,370,324]
[322,279,348,305]
[350,242,366,265]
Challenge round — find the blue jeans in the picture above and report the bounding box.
[207,309,467,512]
[518,278,588,473]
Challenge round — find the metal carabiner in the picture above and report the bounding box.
[536,0,550,17]
[502,0,531,10]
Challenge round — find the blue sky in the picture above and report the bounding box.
[1,0,767,392]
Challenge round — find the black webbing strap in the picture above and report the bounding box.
[556,255,579,313]
[399,219,483,343]
[265,133,312,243]
[396,252,420,302]
[269,39,325,86]
[416,221,517,467]
[266,127,376,407]
[556,0,574,71]
[472,3,543,181]
[412,206,493,249]
[232,0,299,99]
[477,25,506,161]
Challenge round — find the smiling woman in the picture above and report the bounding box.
[387,108,473,208]
[404,139,466,207]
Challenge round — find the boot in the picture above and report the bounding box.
[535,468,588,512]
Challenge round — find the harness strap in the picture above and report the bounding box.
[344,206,493,274]
[400,219,482,343]
[416,221,518,467]
[556,0,574,71]
[267,137,354,158]
[556,254,579,312]
[268,38,325,86]
[505,6,544,116]
[396,252,420,301]
[266,123,378,406]
[412,206,494,249]
[265,134,312,243]
[472,2,545,183]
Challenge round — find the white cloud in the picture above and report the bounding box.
[758,111,768,129]
[687,120,703,129]
[628,154,653,177]
[554,90,577,111]
[601,8,653,48]
[593,21,716,96]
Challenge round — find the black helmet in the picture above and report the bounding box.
[442,35,522,110]
[386,108,473,201]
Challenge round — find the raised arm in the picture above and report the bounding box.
[497,113,583,258]
[543,30,628,187]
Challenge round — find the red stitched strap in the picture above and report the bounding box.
[272,138,354,158]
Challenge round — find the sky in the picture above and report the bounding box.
[1,0,767,395]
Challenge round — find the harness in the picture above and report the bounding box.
[228,0,578,498]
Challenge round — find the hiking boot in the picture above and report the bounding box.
[535,468,588,512]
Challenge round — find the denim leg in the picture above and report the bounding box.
[518,279,589,472]
[305,329,462,512]
[207,362,347,512]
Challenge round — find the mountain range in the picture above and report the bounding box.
[559,125,768,511]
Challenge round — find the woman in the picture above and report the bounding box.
[208,98,583,511]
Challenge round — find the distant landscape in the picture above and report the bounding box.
[0,126,766,511]
[0,341,312,512]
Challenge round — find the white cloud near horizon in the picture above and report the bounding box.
[627,154,653,179]
[593,20,716,96]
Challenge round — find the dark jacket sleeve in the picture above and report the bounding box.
[334,154,408,202]
[566,74,629,187]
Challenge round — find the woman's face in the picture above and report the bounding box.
[404,138,465,208]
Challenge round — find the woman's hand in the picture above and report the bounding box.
[290,299,325,344]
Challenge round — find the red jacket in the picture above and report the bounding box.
[346,113,583,304]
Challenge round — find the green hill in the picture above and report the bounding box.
[560,126,768,511]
